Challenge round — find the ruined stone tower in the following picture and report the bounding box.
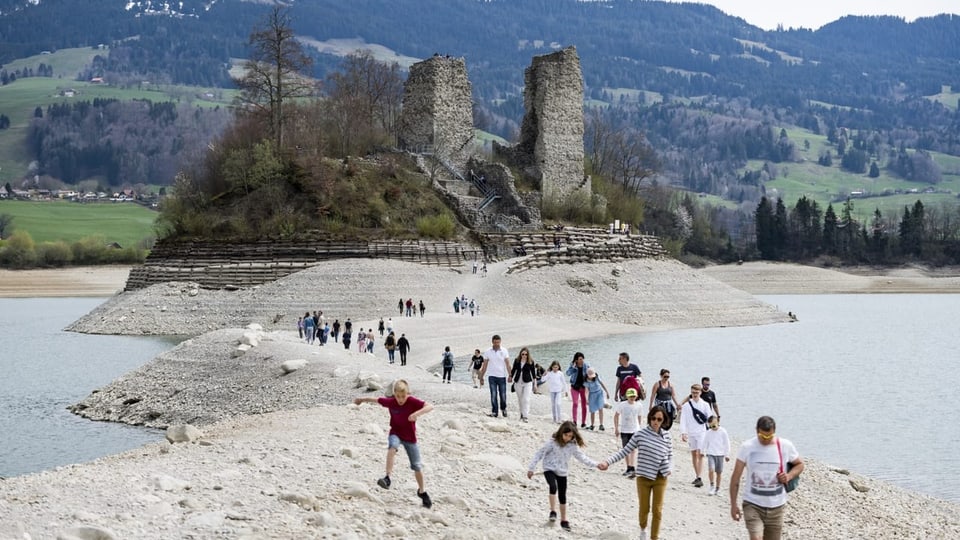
[515,46,588,204]
[398,56,474,170]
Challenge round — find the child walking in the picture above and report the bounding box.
[584,368,610,431]
[527,421,599,532]
[702,415,730,495]
[613,388,645,478]
[354,379,435,508]
[544,361,568,423]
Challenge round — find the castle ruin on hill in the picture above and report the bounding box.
[399,47,591,232]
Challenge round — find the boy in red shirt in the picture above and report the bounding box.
[354,379,435,508]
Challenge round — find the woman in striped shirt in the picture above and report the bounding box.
[599,406,673,540]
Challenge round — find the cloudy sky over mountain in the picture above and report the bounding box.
[678,0,958,30]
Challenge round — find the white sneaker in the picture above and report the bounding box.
[639,530,647,540]
[707,486,715,495]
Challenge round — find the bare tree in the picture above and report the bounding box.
[324,51,404,156]
[233,6,315,151]
[0,213,13,239]
[585,108,659,195]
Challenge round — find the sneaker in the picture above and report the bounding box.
[488,413,499,418]
[707,486,716,496]
[693,477,703,488]
[628,470,637,479]
[560,520,571,531]
[639,530,647,540]
[377,476,391,489]
[580,423,586,428]
[549,510,557,522]
[418,490,432,509]
[501,411,508,418]
[622,469,632,477]
[598,425,605,431]
[587,425,595,431]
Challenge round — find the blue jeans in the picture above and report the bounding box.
[388,349,396,363]
[488,376,507,415]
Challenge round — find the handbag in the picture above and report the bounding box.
[510,382,516,393]
[776,438,800,492]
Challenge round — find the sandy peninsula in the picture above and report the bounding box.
[1,258,958,539]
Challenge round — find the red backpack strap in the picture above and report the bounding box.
[776,438,784,474]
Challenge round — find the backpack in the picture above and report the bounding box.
[442,352,454,368]
[620,375,645,401]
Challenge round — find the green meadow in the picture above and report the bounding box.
[0,200,157,246]
[747,128,960,219]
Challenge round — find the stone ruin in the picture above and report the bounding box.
[398,46,590,232]
[497,46,590,206]
[398,55,474,171]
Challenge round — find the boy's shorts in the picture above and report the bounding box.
[620,432,634,447]
[707,454,725,473]
[388,434,423,471]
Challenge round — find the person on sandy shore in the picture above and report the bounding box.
[397,333,411,366]
[479,334,512,418]
[613,388,645,478]
[703,415,730,496]
[584,367,610,431]
[354,379,435,509]
[729,415,804,540]
[441,346,454,383]
[566,352,590,428]
[543,360,567,423]
[469,349,484,388]
[679,383,712,488]
[599,406,673,540]
[510,347,538,422]
[613,352,642,401]
[679,376,720,418]
[527,420,599,532]
[650,369,679,428]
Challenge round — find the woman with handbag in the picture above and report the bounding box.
[511,347,538,422]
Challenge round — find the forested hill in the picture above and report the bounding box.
[2,0,958,106]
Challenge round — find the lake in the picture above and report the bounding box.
[0,298,175,478]
[3,294,958,503]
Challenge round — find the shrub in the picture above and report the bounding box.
[0,230,37,268]
[71,236,109,265]
[36,241,74,267]
[416,214,456,239]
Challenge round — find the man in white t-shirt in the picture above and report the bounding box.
[729,415,804,540]
[479,334,512,418]
[679,383,713,488]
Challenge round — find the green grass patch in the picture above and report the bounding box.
[0,200,157,246]
[926,86,959,111]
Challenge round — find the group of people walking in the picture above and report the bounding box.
[398,298,425,318]
[452,294,479,316]
[465,334,805,539]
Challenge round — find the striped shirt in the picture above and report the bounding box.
[606,426,672,480]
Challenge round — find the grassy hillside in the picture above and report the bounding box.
[747,127,960,219]
[0,47,235,183]
[0,200,157,246]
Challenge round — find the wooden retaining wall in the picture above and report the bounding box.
[125,239,483,291]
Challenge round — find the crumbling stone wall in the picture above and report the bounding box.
[398,56,474,171]
[505,46,589,204]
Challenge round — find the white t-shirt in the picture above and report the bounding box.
[679,399,712,436]
[483,346,510,378]
[545,370,567,393]
[737,437,799,509]
[615,400,644,433]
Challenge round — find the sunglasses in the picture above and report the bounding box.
[662,375,670,379]
[650,416,665,422]
[757,432,775,441]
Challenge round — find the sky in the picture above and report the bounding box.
[675,1,959,30]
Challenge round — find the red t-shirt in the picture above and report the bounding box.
[378,396,425,443]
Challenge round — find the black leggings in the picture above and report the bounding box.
[442,367,452,382]
[543,470,569,504]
